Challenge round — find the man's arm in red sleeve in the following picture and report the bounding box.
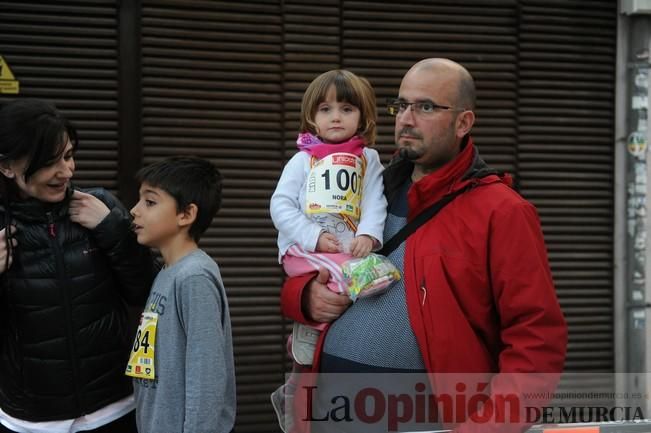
[456,201,567,433]
[280,273,319,325]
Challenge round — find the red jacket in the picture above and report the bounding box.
[281,138,568,432]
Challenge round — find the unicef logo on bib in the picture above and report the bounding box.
[306,152,364,219]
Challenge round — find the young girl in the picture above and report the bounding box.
[269,69,386,430]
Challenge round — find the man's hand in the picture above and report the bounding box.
[349,235,374,258]
[69,190,110,230]
[302,268,351,322]
[316,232,341,253]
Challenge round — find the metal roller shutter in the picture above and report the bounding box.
[0,1,119,191]
[0,2,618,431]
[140,1,284,431]
[284,0,342,153]
[517,0,616,384]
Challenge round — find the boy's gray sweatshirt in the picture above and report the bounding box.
[133,249,235,433]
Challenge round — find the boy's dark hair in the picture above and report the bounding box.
[136,156,223,242]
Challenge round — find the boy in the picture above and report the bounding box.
[126,156,235,433]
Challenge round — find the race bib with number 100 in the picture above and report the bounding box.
[305,152,364,218]
[125,311,158,380]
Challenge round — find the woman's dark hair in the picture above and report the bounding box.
[0,99,78,271]
[0,99,78,184]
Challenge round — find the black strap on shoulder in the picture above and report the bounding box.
[378,183,473,257]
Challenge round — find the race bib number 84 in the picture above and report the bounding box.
[306,152,364,218]
[125,312,158,380]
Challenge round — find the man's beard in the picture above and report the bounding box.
[398,146,424,161]
[397,127,425,161]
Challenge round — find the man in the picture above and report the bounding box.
[280,58,567,433]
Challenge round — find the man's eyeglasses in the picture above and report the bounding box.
[386,98,466,117]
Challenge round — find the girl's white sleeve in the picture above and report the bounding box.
[357,148,387,247]
[270,152,323,256]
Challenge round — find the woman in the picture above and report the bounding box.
[0,99,156,433]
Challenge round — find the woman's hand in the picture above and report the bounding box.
[0,226,17,274]
[69,190,110,230]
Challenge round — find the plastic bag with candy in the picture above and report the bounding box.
[341,253,401,301]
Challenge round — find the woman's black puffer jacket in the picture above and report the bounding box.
[0,187,156,421]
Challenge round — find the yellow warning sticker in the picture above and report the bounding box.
[0,56,20,94]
